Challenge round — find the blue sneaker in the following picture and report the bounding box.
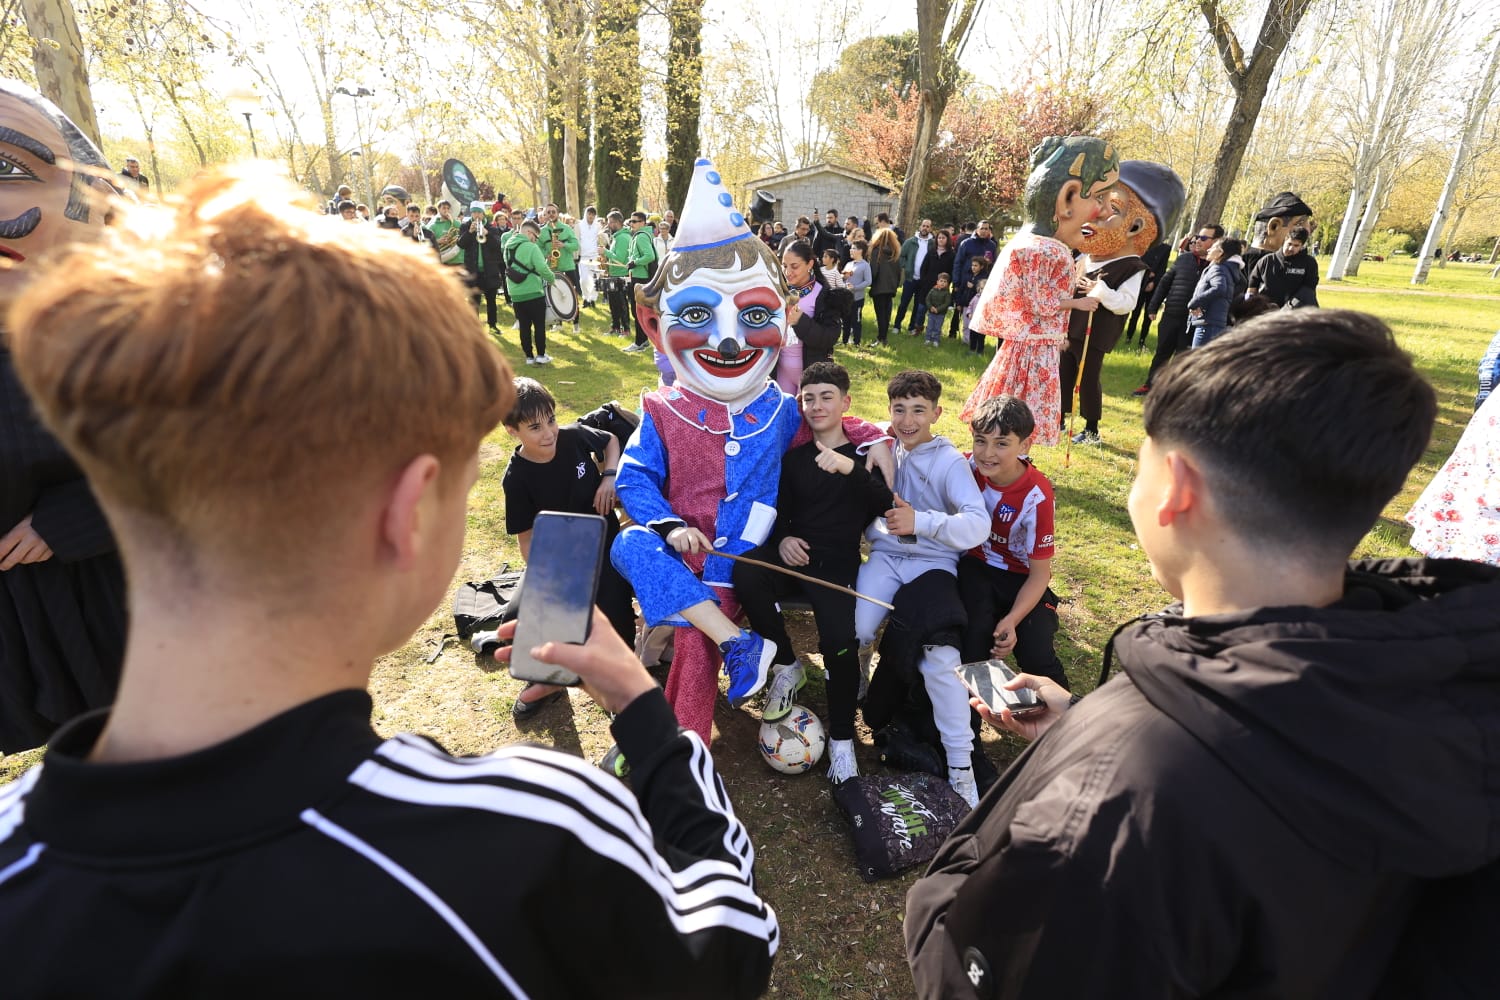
[721,630,776,708]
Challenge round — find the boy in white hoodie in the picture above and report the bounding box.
[856,370,991,805]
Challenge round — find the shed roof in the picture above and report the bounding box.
[744,162,894,194]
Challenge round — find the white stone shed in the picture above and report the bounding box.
[743,163,897,227]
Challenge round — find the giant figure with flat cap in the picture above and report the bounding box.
[0,79,125,752]
[1241,191,1312,274]
[1060,161,1185,446]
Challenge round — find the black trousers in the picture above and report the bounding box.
[1123,295,1154,344]
[597,556,637,648]
[1145,311,1190,386]
[871,293,895,343]
[467,273,501,328]
[1059,333,1109,423]
[606,277,631,331]
[733,542,861,741]
[630,277,649,345]
[894,280,926,332]
[842,297,865,345]
[515,296,547,359]
[957,558,1066,690]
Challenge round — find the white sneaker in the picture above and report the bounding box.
[827,739,858,784]
[948,766,979,809]
[572,323,581,335]
[761,660,806,721]
[536,354,553,365]
[524,357,537,366]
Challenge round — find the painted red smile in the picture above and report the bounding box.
[691,348,763,377]
[0,246,25,262]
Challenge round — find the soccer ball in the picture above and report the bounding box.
[758,705,826,774]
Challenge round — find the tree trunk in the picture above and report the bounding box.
[19,0,102,148]
[664,0,705,213]
[1436,205,1467,268]
[1415,33,1500,284]
[1343,168,1386,277]
[898,0,980,233]
[546,30,566,209]
[1191,0,1317,231]
[899,88,938,233]
[563,121,579,214]
[593,0,642,213]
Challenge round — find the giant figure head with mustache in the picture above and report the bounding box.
[0,80,116,302]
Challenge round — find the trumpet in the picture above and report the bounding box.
[474,217,488,245]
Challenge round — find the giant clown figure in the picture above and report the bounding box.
[611,158,889,747]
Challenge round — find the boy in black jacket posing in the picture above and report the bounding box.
[733,362,893,784]
[906,310,1500,999]
[0,168,778,999]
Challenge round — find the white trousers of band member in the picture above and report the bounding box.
[579,259,598,304]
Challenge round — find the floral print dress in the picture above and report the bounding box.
[1406,392,1500,566]
[960,231,1074,446]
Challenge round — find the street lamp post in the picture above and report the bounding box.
[225,89,261,158]
[334,85,376,211]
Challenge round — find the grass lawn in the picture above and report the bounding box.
[1332,257,1500,297]
[3,277,1496,998]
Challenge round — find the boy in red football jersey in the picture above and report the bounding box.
[957,394,1067,688]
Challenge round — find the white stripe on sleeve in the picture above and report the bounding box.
[301,808,531,999]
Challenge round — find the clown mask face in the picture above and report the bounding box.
[0,94,111,303]
[638,251,785,405]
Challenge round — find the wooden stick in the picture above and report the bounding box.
[712,550,895,610]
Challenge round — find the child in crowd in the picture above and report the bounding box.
[841,239,872,346]
[958,395,1067,689]
[820,247,847,289]
[1188,237,1244,348]
[964,277,988,354]
[955,254,988,345]
[855,370,989,805]
[501,378,637,717]
[924,273,952,347]
[733,362,894,784]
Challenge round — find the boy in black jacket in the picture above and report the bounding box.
[733,362,893,784]
[906,309,1500,999]
[0,168,778,999]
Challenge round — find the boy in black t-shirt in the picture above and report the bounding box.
[501,378,637,715]
[732,362,894,784]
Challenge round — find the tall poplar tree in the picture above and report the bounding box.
[593,0,642,213]
[664,0,704,213]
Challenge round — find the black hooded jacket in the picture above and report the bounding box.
[1147,248,1206,317]
[906,558,1500,999]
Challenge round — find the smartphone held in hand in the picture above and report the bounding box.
[955,659,1046,718]
[508,512,607,687]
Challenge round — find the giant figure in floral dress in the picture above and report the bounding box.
[960,136,1120,442]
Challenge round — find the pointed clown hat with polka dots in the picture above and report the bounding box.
[672,157,753,253]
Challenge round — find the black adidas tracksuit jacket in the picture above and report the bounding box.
[0,688,778,998]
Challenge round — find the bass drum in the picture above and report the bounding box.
[544,276,579,324]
